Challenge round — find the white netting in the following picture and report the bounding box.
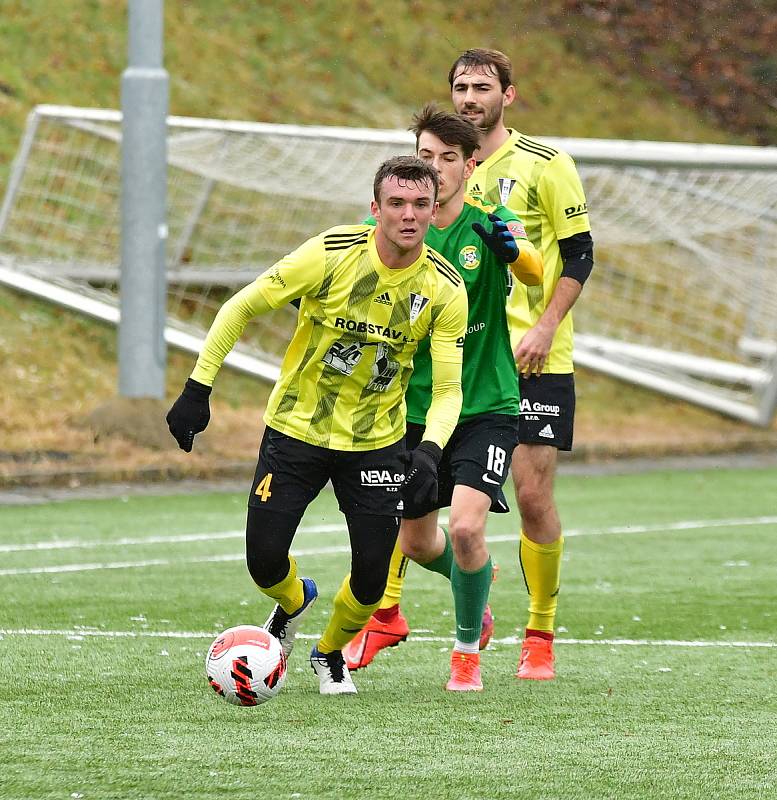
[1,106,776,423]
[577,165,777,358]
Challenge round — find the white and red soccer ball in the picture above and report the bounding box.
[206,625,287,706]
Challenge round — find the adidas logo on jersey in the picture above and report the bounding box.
[538,424,555,439]
[373,291,392,306]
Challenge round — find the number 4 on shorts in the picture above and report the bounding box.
[254,473,273,502]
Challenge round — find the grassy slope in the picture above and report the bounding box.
[1,1,773,480]
[0,0,747,191]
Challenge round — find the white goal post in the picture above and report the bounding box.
[1,104,777,425]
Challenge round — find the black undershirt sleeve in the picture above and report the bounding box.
[558,231,594,286]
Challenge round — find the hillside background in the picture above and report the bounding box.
[1,0,777,486]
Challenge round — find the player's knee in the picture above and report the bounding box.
[245,550,289,589]
[517,482,551,524]
[400,531,435,563]
[398,518,435,563]
[345,513,399,604]
[349,570,386,606]
[245,506,299,588]
[448,518,484,560]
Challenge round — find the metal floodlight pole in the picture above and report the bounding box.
[119,0,169,398]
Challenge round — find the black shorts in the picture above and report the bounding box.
[517,373,575,451]
[403,413,519,519]
[248,427,405,517]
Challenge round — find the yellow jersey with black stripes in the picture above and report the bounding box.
[467,129,590,373]
[192,224,468,452]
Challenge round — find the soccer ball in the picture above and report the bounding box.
[205,625,287,706]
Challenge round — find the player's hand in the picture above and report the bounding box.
[401,441,443,507]
[472,213,519,264]
[514,324,554,377]
[166,378,212,452]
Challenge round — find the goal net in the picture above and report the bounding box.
[2,105,777,425]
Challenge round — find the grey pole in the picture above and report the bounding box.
[119,0,169,397]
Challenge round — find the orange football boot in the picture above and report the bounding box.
[446,651,483,692]
[342,609,409,671]
[516,635,555,680]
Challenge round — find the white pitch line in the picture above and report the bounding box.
[0,628,774,649]
[2,515,776,576]
[0,522,346,553]
[561,515,777,537]
[2,515,775,556]
[0,545,352,576]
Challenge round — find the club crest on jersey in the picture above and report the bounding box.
[498,178,517,205]
[458,245,481,270]
[409,293,430,323]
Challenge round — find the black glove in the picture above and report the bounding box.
[472,213,519,264]
[166,378,212,452]
[401,441,443,508]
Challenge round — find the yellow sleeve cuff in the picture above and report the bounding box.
[510,240,543,286]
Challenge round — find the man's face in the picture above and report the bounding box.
[450,65,513,132]
[371,175,437,253]
[416,131,475,208]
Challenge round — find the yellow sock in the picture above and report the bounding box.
[379,539,408,609]
[518,530,563,633]
[260,555,304,615]
[318,576,381,654]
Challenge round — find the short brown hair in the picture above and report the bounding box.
[409,103,481,161]
[448,48,513,92]
[373,155,439,203]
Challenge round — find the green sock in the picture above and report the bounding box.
[451,557,492,644]
[419,526,453,580]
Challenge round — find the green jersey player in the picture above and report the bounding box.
[344,106,542,691]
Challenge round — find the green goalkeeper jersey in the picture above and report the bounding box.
[370,197,524,424]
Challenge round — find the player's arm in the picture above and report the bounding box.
[514,274,583,377]
[190,282,275,386]
[401,285,467,507]
[508,226,542,286]
[514,235,594,376]
[423,287,468,449]
[472,212,543,286]
[514,157,594,376]
[166,236,325,451]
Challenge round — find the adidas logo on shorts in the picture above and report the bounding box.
[538,424,554,439]
[374,291,392,306]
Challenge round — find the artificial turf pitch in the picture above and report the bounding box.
[1,465,775,799]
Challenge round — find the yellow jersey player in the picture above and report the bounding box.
[166,156,468,695]
[344,107,542,691]
[451,48,594,680]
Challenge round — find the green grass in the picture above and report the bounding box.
[2,465,776,799]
